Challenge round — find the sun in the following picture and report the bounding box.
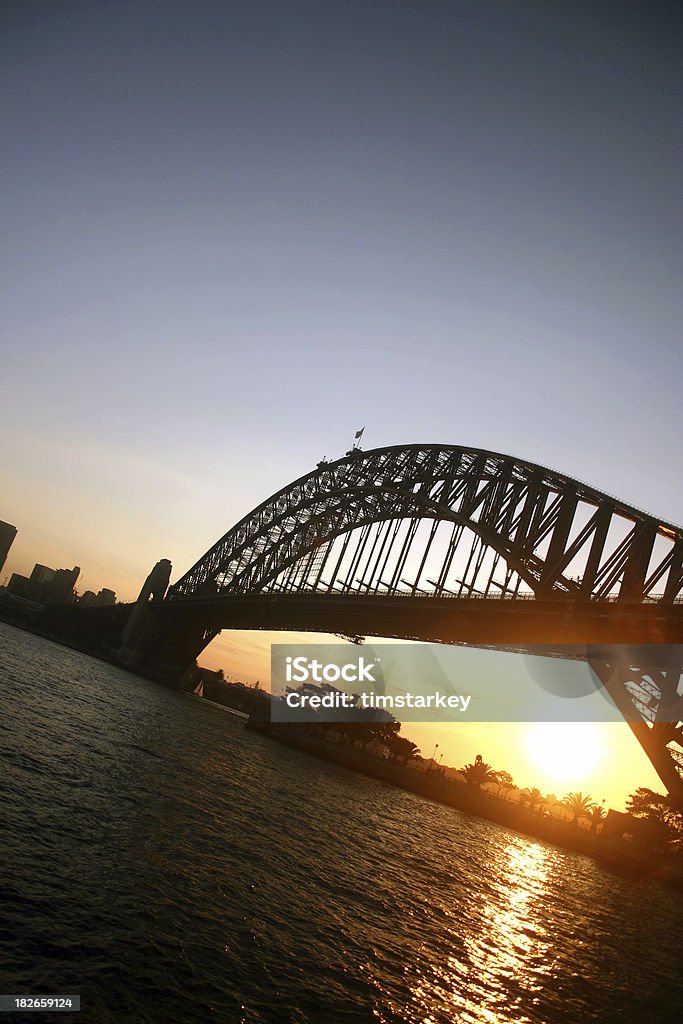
[524,722,603,788]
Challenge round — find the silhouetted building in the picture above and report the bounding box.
[96,588,116,606]
[0,521,17,576]
[79,590,98,607]
[30,564,55,586]
[50,566,80,604]
[602,809,631,839]
[8,573,31,598]
[8,564,80,605]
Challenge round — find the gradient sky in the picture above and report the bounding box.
[2,1,681,808]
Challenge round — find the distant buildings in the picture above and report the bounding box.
[8,564,80,605]
[78,588,116,607]
[7,574,34,599]
[0,522,118,608]
[0,521,17,576]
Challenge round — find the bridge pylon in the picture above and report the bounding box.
[117,558,174,669]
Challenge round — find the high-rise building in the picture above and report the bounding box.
[0,521,17,577]
[30,563,55,585]
[8,573,31,598]
[7,565,81,605]
[50,566,80,604]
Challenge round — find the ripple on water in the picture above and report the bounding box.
[1,622,682,1023]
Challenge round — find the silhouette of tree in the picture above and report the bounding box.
[625,787,683,841]
[626,787,669,822]
[388,735,421,764]
[586,804,607,832]
[459,754,499,789]
[562,791,595,823]
[520,787,546,813]
[495,771,514,798]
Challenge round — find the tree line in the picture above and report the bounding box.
[457,754,683,844]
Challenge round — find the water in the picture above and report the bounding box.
[1,621,682,1024]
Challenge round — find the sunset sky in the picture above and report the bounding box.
[2,1,681,809]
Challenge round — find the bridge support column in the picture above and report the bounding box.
[116,558,221,680]
[117,601,163,669]
[118,604,218,681]
[117,558,174,670]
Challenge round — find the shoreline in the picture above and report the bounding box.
[246,716,683,894]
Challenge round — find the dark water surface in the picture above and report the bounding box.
[1,621,682,1023]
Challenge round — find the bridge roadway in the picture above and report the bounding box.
[160,592,683,650]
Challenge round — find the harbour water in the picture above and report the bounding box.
[1,620,682,1023]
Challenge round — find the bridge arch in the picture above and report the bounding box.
[168,444,683,605]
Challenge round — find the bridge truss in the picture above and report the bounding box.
[166,444,683,803]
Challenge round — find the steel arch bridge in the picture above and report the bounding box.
[154,444,683,802]
[169,444,683,604]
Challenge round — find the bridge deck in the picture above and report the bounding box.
[161,593,683,647]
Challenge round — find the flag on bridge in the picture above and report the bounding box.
[354,427,365,440]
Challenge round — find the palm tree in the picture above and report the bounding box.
[587,804,607,832]
[520,786,546,813]
[562,791,595,824]
[459,754,499,789]
[388,735,420,764]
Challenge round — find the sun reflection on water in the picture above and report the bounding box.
[382,838,555,1024]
